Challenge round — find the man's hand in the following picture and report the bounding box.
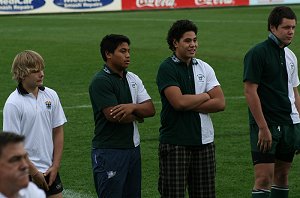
[257,127,272,153]
[110,104,135,122]
[32,171,49,191]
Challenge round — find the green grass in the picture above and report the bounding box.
[1,5,300,197]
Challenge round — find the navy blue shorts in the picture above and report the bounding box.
[91,146,141,198]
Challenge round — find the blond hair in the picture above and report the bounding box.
[11,50,45,83]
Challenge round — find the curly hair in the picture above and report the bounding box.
[167,19,198,51]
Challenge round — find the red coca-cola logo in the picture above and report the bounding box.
[136,0,176,7]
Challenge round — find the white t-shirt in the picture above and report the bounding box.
[0,182,45,198]
[3,86,67,172]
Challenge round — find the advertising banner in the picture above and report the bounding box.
[0,0,121,14]
[122,0,249,10]
[250,0,299,5]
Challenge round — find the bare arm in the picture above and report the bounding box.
[104,100,155,123]
[44,125,64,186]
[193,86,225,113]
[164,86,210,111]
[244,81,271,152]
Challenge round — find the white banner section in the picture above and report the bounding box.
[0,0,121,15]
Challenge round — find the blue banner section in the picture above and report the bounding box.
[53,0,113,9]
[0,0,45,11]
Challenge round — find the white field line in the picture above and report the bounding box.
[63,188,96,198]
[0,96,245,113]
[15,15,265,24]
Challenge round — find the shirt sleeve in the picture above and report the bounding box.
[3,102,22,134]
[203,62,220,92]
[135,74,151,104]
[51,90,67,128]
[243,48,264,84]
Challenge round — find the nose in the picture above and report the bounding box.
[20,157,29,171]
[39,70,44,77]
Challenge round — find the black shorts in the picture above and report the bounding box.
[44,172,63,196]
[30,172,63,196]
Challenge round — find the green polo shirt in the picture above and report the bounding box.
[243,36,293,125]
[89,65,134,148]
[156,55,202,145]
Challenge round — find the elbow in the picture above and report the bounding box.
[219,102,226,112]
[216,99,226,112]
[148,108,156,117]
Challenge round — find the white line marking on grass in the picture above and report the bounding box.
[63,188,96,198]
[0,96,245,112]
[64,105,92,109]
[15,15,265,24]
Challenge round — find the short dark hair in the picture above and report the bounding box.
[167,19,198,51]
[268,6,297,31]
[100,34,131,62]
[0,132,25,157]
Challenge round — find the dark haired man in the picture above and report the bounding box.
[244,6,300,198]
[0,131,45,198]
[89,34,155,198]
[156,19,225,198]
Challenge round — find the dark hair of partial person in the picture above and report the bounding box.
[268,6,297,31]
[0,132,25,157]
[167,19,198,51]
[100,34,131,62]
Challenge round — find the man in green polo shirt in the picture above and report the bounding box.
[156,19,225,198]
[244,6,300,198]
[89,34,155,198]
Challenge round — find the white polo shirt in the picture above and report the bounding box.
[3,86,67,173]
[0,182,46,198]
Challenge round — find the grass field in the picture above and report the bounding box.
[1,5,300,198]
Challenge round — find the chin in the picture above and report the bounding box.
[19,179,29,189]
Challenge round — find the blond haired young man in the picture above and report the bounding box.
[3,50,67,198]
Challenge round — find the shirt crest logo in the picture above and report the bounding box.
[197,74,205,82]
[131,82,137,89]
[289,62,295,74]
[45,101,52,109]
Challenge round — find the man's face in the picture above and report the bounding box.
[0,142,29,192]
[174,31,198,63]
[107,42,130,71]
[271,18,296,46]
[23,69,44,90]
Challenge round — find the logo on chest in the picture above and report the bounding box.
[130,82,137,89]
[196,74,205,82]
[45,101,52,110]
[288,62,295,75]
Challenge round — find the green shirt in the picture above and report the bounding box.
[243,36,294,125]
[89,65,134,148]
[156,55,202,145]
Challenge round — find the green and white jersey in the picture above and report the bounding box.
[156,55,220,145]
[89,65,151,149]
[243,35,300,125]
[3,85,67,173]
